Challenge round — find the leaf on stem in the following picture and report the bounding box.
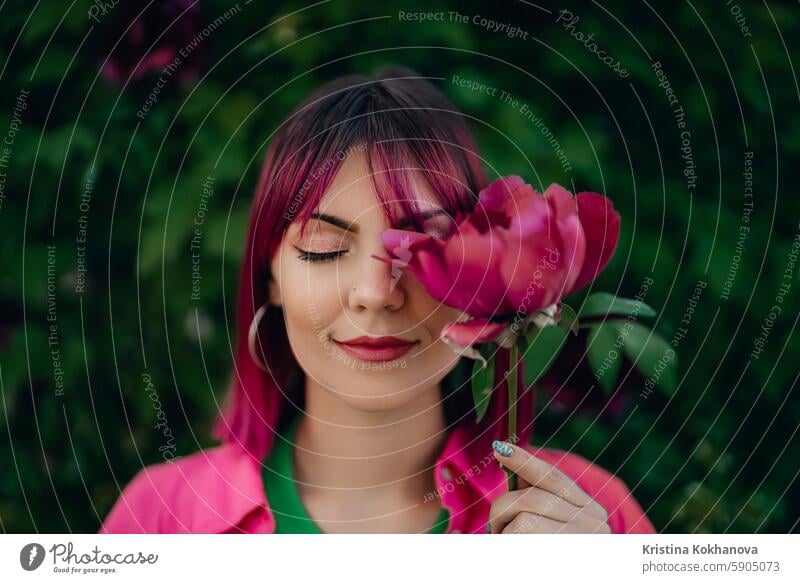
[471,344,496,423]
[557,303,579,335]
[586,323,622,395]
[521,325,568,387]
[579,292,656,319]
[611,321,678,396]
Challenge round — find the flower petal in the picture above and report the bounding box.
[543,184,587,297]
[568,192,621,295]
[501,196,571,312]
[477,176,526,212]
[441,222,510,316]
[441,319,508,348]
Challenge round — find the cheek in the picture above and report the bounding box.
[279,263,344,341]
[423,302,464,336]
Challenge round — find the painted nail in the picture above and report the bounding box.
[485,522,492,533]
[492,440,514,457]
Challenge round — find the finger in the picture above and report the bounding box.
[489,487,605,533]
[488,489,557,533]
[508,484,608,523]
[500,512,572,534]
[492,440,606,519]
[502,512,610,534]
[491,440,585,502]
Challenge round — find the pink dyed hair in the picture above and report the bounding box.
[213,66,535,460]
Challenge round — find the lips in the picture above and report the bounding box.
[333,336,417,362]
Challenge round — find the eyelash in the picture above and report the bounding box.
[295,248,347,263]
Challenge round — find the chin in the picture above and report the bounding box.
[341,397,415,414]
[328,379,431,413]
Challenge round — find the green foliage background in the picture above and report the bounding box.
[0,0,798,533]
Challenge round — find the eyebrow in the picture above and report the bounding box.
[309,209,451,233]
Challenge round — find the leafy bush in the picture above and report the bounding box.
[0,0,797,533]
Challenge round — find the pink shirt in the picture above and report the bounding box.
[100,426,656,534]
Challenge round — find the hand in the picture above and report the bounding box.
[487,440,611,534]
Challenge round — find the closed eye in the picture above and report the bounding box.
[294,247,347,263]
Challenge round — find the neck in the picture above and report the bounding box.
[292,380,448,503]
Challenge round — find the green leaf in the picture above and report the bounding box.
[579,292,657,319]
[586,324,622,394]
[471,345,495,423]
[521,325,568,387]
[558,303,579,335]
[611,322,678,395]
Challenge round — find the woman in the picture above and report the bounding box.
[100,66,656,534]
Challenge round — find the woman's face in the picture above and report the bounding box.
[269,150,465,413]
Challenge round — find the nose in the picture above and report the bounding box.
[348,248,406,313]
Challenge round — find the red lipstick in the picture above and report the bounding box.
[334,335,416,362]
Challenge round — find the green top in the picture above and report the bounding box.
[263,414,450,533]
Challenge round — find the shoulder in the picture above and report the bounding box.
[523,444,657,534]
[99,445,266,533]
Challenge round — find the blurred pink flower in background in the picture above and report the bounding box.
[101,0,207,84]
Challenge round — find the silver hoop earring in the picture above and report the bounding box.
[248,303,271,372]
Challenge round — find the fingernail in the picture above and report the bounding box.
[485,522,492,533]
[492,440,514,457]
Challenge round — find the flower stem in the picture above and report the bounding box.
[505,342,518,491]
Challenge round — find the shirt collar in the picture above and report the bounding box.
[169,443,270,533]
[434,425,506,499]
[184,425,503,533]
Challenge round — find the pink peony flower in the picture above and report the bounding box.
[101,0,207,84]
[373,176,620,361]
